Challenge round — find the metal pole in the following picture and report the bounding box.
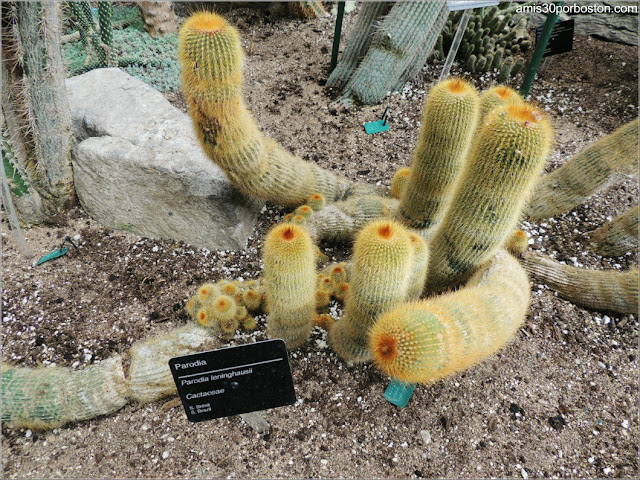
[329,1,346,73]
[520,1,564,98]
[438,8,471,82]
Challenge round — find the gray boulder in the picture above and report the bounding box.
[66,68,263,250]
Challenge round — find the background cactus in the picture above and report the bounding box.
[426,103,553,291]
[431,2,531,82]
[521,253,639,315]
[328,220,414,364]
[329,1,448,105]
[369,250,530,384]
[263,224,317,349]
[525,118,639,221]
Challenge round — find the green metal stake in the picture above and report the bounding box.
[520,1,564,99]
[329,1,346,73]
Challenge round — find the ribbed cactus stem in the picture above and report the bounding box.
[369,250,530,384]
[263,224,317,349]
[589,204,638,257]
[406,232,430,300]
[521,252,639,314]
[343,1,448,105]
[179,12,353,206]
[397,78,480,233]
[427,103,553,291]
[1,357,128,430]
[526,118,639,220]
[326,1,389,89]
[329,220,414,364]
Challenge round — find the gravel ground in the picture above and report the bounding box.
[1,6,638,479]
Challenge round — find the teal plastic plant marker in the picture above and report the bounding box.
[384,379,416,408]
[364,106,390,134]
[36,247,69,266]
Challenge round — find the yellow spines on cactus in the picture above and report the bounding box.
[427,102,553,291]
[315,288,331,310]
[329,220,414,364]
[242,287,262,312]
[220,282,240,298]
[391,167,411,199]
[479,85,524,120]
[397,77,480,232]
[328,262,348,285]
[315,313,336,330]
[506,229,530,256]
[263,224,317,349]
[295,205,314,218]
[196,283,219,304]
[406,232,429,300]
[307,193,326,211]
[334,282,350,302]
[185,296,201,320]
[179,12,353,206]
[179,12,245,102]
[369,250,529,384]
[242,316,258,331]
[525,118,639,220]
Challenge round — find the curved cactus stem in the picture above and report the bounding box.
[589,204,639,257]
[521,252,639,315]
[525,118,639,221]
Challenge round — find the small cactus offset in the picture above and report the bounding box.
[427,102,553,291]
[369,250,530,384]
[263,224,317,349]
[589,204,639,257]
[390,167,411,199]
[178,12,355,206]
[478,84,524,120]
[397,77,480,233]
[521,252,639,314]
[329,220,414,364]
[525,118,639,221]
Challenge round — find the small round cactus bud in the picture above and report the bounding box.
[334,281,350,302]
[185,296,202,320]
[197,283,219,303]
[329,263,348,285]
[307,193,326,211]
[242,288,262,312]
[219,316,240,337]
[315,288,331,310]
[211,295,237,323]
[315,313,336,330]
[391,167,411,199]
[220,282,239,298]
[242,316,258,331]
[506,229,530,256]
[290,214,306,225]
[295,205,314,218]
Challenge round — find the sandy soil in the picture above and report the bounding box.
[2,6,638,479]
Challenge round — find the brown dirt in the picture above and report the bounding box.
[2,7,638,479]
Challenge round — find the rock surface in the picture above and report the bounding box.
[66,68,262,250]
[521,1,638,46]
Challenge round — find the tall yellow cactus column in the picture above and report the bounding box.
[263,224,317,349]
[179,12,353,206]
[329,220,414,364]
[396,78,480,233]
[427,103,553,291]
[369,250,529,384]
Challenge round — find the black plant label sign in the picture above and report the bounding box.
[169,339,296,423]
[537,19,575,58]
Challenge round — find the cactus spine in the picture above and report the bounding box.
[427,103,553,291]
[178,12,353,206]
[263,224,317,349]
[397,78,480,233]
[329,220,414,364]
[526,118,639,220]
[521,252,639,314]
[369,250,530,384]
[590,204,639,257]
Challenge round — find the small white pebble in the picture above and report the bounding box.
[162,451,170,460]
